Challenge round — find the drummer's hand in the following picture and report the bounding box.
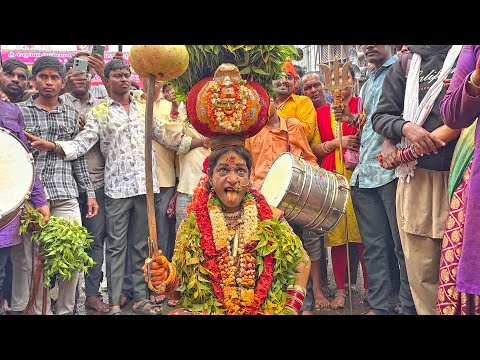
[381,139,401,169]
[341,134,360,150]
[36,204,51,226]
[331,103,352,123]
[86,198,99,218]
[24,131,56,152]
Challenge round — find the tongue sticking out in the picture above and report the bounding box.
[226,190,237,203]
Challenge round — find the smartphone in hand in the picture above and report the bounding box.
[91,45,105,58]
[73,58,89,73]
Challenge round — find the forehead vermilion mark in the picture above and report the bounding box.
[43,70,57,76]
[224,154,241,163]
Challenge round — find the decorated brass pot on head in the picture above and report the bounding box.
[187,63,270,144]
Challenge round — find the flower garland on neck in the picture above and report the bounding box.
[177,175,304,315]
[190,177,274,315]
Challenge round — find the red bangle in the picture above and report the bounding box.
[170,111,179,117]
[285,297,303,313]
[284,304,299,315]
[287,289,305,302]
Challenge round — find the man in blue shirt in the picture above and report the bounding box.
[338,45,416,315]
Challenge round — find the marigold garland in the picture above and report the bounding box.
[173,179,304,315]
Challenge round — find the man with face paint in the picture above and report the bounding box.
[164,63,311,315]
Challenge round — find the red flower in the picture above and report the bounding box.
[244,242,256,253]
[202,156,210,175]
[189,182,276,314]
[254,253,274,304]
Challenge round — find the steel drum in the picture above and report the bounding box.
[261,152,349,235]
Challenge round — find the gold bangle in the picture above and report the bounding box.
[468,73,480,90]
[288,284,307,297]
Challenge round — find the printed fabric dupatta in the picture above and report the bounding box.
[448,119,477,200]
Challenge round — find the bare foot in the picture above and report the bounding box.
[313,285,330,309]
[321,285,335,298]
[302,310,315,315]
[330,290,346,309]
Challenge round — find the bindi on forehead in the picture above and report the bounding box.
[42,70,59,76]
[224,154,242,163]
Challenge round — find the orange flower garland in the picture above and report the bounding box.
[189,179,275,315]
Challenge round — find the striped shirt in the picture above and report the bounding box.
[19,97,95,200]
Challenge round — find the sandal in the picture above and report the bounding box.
[149,294,166,304]
[108,308,124,315]
[167,299,180,307]
[132,300,163,315]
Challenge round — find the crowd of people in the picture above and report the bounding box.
[0,44,479,315]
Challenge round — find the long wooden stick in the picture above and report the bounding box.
[322,58,354,314]
[145,74,158,257]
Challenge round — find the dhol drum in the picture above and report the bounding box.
[262,152,349,235]
[0,127,35,230]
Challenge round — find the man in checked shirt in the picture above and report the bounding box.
[18,56,98,315]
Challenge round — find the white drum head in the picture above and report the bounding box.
[0,129,34,217]
[261,152,294,207]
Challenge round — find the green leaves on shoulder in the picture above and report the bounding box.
[255,218,302,260]
[256,218,304,314]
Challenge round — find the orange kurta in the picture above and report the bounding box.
[245,116,318,191]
